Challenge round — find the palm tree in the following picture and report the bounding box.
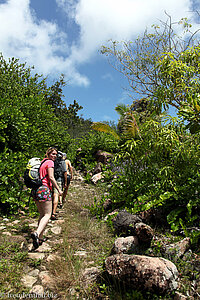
[91,103,141,139]
[91,122,120,139]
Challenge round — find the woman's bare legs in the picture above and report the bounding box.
[52,192,59,216]
[35,200,52,239]
[62,184,69,204]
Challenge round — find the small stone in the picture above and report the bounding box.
[28,243,33,251]
[90,173,102,184]
[0,226,6,230]
[29,285,44,295]
[36,243,51,253]
[135,222,154,244]
[29,222,38,228]
[21,275,37,288]
[12,220,20,224]
[7,222,14,226]
[165,237,191,259]
[39,271,55,289]
[49,238,63,245]
[2,231,12,236]
[87,261,95,265]
[28,253,45,260]
[18,209,26,215]
[29,269,40,277]
[74,250,87,257]
[51,226,62,235]
[3,218,9,222]
[46,254,62,262]
[55,219,65,224]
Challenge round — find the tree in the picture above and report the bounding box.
[101,14,200,114]
[156,46,200,133]
[45,76,92,139]
[45,74,67,118]
[91,114,200,243]
[0,54,71,213]
[91,103,140,140]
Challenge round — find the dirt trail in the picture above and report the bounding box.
[0,170,108,299]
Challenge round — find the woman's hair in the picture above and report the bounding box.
[45,147,58,158]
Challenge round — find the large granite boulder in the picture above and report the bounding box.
[81,267,101,288]
[112,236,139,254]
[164,237,191,260]
[134,222,154,244]
[95,150,113,164]
[105,254,179,294]
[112,210,142,236]
[112,211,153,245]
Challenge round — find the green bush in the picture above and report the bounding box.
[0,54,72,214]
[92,116,200,243]
[75,131,119,170]
[0,150,28,214]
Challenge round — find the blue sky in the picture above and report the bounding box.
[0,0,199,122]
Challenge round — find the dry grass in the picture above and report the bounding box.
[48,179,114,299]
[47,178,200,300]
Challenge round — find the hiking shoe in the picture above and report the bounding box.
[31,232,39,249]
[51,214,58,220]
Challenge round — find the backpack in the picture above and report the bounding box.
[54,157,64,182]
[24,157,48,190]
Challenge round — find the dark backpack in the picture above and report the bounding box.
[24,158,48,190]
[54,157,64,181]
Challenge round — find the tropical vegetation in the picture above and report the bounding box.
[0,15,199,249]
[0,54,91,213]
[90,15,200,245]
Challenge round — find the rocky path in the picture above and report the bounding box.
[0,171,106,299]
[1,171,200,299]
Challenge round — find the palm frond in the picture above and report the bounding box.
[115,103,129,116]
[123,112,141,139]
[91,122,120,139]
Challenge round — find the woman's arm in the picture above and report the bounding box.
[48,167,63,196]
[63,171,68,188]
[70,164,73,179]
[66,160,73,179]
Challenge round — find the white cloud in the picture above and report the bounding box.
[65,0,195,60]
[0,0,89,86]
[102,73,114,81]
[0,0,198,87]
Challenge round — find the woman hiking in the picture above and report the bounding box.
[31,147,63,249]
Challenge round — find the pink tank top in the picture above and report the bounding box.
[39,159,54,190]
